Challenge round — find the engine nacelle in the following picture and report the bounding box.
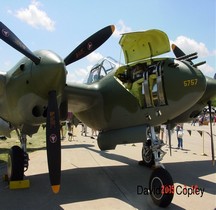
[0,118,11,138]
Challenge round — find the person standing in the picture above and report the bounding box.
[91,128,97,139]
[67,121,73,141]
[160,124,166,142]
[177,125,183,149]
[81,123,87,136]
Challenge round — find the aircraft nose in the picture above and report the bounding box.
[164,60,207,102]
[31,50,66,98]
[162,59,207,118]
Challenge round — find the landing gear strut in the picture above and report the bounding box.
[141,126,166,168]
[141,126,174,207]
[7,130,29,181]
[141,138,155,167]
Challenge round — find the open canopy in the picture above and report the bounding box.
[119,29,170,64]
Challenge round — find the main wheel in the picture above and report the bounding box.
[142,139,155,167]
[149,167,174,207]
[7,146,24,181]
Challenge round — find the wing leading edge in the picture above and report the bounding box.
[65,82,101,113]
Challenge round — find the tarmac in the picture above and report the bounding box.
[0,123,215,210]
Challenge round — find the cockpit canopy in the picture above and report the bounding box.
[85,57,119,84]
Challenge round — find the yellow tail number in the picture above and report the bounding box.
[183,79,198,87]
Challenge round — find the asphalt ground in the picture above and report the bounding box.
[0,123,215,210]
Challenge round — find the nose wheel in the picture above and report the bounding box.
[149,167,174,207]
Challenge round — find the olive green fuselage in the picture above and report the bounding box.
[69,57,212,132]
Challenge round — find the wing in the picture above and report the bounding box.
[65,82,101,113]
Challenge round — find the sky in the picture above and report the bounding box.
[0,0,215,83]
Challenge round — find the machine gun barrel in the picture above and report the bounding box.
[185,55,198,62]
[176,52,198,61]
[193,61,206,68]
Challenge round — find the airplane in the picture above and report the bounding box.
[0,21,215,208]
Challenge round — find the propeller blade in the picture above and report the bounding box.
[64,25,115,65]
[208,101,215,165]
[46,90,61,193]
[171,43,185,58]
[0,22,40,65]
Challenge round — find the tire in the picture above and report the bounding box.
[7,146,24,181]
[149,167,174,207]
[142,148,155,167]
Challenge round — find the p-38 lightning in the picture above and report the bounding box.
[0,21,215,207]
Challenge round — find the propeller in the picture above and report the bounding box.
[46,90,61,193]
[171,43,199,65]
[0,21,115,193]
[207,101,215,166]
[64,25,115,65]
[0,22,40,65]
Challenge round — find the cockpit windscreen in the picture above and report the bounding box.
[85,57,118,84]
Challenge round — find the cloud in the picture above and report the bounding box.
[198,63,214,75]
[113,20,132,38]
[66,52,104,83]
[66,66,91,84]
[13,0,55,31]
[171,36,215,76]
[86,51,103,63]
[171,36,214,58]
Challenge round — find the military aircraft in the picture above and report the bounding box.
[0,22,215,208]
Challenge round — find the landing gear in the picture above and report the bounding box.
[141,126,166,168]
[141,139,155,167]
[7,131,29,181]
[141,126,174,207]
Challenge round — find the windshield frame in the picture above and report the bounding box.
[85,57,119,84]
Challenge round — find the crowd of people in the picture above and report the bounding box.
[191,114,216,126]
[60,121,98,142]
[64,112,214,150]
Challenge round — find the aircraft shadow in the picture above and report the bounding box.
[165,160,216,195]
[0,144,214,210]
[86,146,216,194]
[0,164,183,210]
